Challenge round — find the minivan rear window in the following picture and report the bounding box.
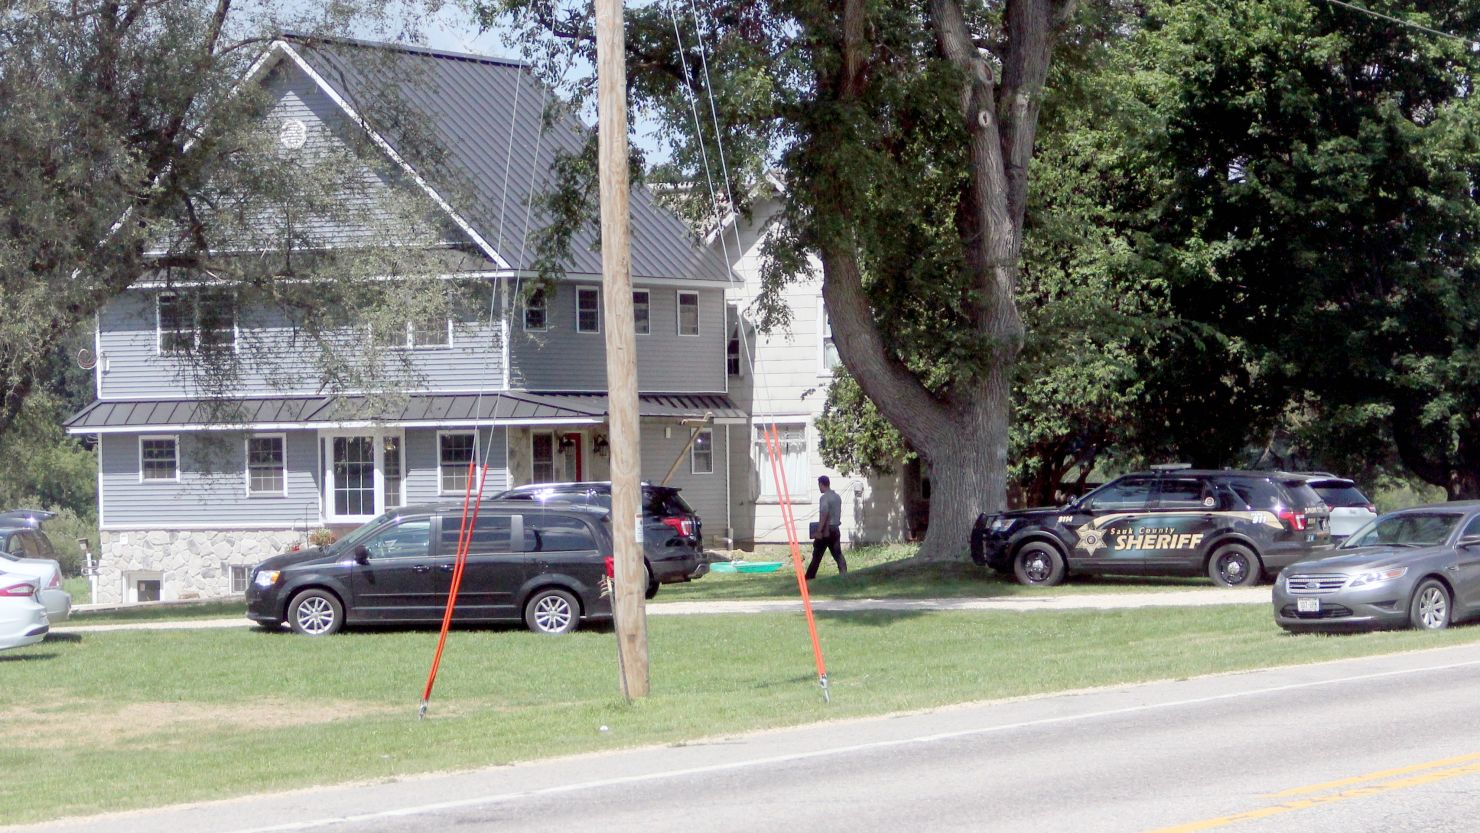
[522,514,597,552]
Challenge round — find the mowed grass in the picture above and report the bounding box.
[9,605,1480,824]
[668,543,1208,601]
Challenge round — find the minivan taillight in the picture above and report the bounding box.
[661,517,693,538]
[1278,509,1308,531]
[604,557,614,577]
[0,581,36,598]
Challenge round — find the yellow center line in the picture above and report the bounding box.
[1265,750,1480,798]
[1140,758,1480,833]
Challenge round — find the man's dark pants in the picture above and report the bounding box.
[806,526,846,579]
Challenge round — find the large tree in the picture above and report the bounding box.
[1108,0,1480,494]
[483,0,1078,558]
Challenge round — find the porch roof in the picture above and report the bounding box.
[64,391,747,434]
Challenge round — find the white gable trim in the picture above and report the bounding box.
[274,40,512,271]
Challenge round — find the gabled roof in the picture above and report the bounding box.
[274,35,731,284]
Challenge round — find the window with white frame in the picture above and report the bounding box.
[576,286,601,333]
[383,436,403,509]
[677,291,700,336]
[691,429,714,474]
[820,299,841,373]
[158,291,236,354]
[438,432,477,494]
[229,565,250,594]
[246,434,286,496]
[531,432,555,483]
[633,290,651,335]
[523,288,548,331]
[727,308,744,377]
[140,436,179,481]
[410,316,451,348]
[753,424,808,498]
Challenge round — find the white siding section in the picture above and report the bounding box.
[723,195,907,546]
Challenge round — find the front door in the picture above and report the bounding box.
[323,432,404,523]
[561,433,583,481]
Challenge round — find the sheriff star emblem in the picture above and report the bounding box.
[1076,526,1109,556]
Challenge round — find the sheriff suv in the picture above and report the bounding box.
[970,467,1332,587]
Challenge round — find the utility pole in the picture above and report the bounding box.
[595,0,649,699]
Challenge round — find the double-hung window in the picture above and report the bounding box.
[820,299,841,373]
[531,432,556,483]
[523,288,548,331]
[438,432,478,495]
[753,424,808,499]
[677,291,700,336]
[246,434,286,496]
[691,429,714,474]
[633,290,651,335]
[576,287,601,333]
[158,291,236,353]
[140,436,179,482]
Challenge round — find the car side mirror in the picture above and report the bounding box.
[354,544,370,564]
[1459,535,1480,550]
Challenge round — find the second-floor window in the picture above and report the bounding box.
[820,299,841,373]
[158,292,235,354]
[677,291,700,336]
[373,318,451,350]
[576,287,600,333]
[633,290,651,335]
[523,288,547,331]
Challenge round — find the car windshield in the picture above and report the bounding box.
[1342,513,1462,549]
[324,512,397,555]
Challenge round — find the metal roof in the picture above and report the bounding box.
[65,392,746,432]
[284,36,732,284]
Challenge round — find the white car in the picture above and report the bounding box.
[0,527,71,622]
[0,572,49,652]
[1303,476,1379,541]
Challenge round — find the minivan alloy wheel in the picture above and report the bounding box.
[525,588,580,634]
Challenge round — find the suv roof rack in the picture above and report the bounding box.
[1149,463,1192,471]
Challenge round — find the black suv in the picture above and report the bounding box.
[247,502,615,636]
[491,482,708,591]
[970,468,1332,586]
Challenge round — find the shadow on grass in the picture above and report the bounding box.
[43,632,82,643]
[0,650,59,662]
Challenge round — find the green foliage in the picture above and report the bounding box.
[816,370,914,477]
[0,393,96,518]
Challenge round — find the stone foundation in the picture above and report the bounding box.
[96,529,309,605]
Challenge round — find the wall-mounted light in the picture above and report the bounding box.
[592,434,610,457]
[558,435,577,452]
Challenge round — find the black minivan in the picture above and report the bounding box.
[246,502,615,636]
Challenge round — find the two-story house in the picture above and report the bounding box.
[64,37,744,604]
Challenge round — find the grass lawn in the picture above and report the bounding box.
[666,543,1209,601]
[8,605,1480,824]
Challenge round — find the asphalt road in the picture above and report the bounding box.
[19,640,1480,833]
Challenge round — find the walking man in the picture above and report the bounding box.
[806,475,847,579]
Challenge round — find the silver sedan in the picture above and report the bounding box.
[1273,502,1480,632]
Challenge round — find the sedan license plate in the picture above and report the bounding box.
[1297,597,1320,614]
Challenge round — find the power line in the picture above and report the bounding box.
[1315,0,1480,50]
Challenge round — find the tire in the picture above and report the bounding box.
[644,561,659,600]
[287,589,343,636]
[524,588,581,635]
[1013,542,1066,587]
[1409,579,1451,630]
[1208,544,1263,587]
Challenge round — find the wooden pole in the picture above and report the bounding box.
[595,0,648,699]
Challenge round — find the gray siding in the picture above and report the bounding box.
[99,431,322,528]
[403,426,509,505]
[97,290,504,399]
[640,422,728,545]
[255,64,457,249]
[509,284,726,393]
